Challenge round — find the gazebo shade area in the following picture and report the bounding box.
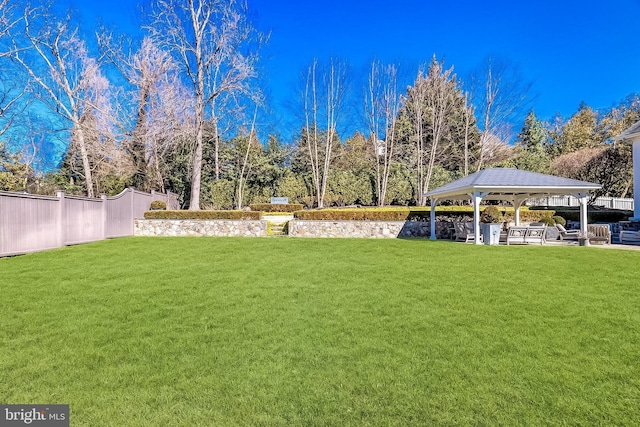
[425,168,601,244]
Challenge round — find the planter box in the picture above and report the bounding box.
[482,223,502,245]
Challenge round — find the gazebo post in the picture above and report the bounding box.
[510,195,529,226]
[574,192,588,236]
[472,191,488,245]
[429,198,438,240]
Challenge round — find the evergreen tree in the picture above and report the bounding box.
[512,110,550,173]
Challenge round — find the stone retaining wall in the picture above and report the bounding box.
[134,219,267,237]
[134,219,454,239]
[289,220,450,239]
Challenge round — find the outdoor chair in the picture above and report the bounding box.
[587,224,611,245]
[453,221,479,243]
[555,224,580,241]
[506,226,546,245]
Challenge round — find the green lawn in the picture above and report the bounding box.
[1,237,639,426]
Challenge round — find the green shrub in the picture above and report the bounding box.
[541,216,556,226]
[288,206,560,223]
[144,210,261,220]
[293,208,435,221]
[250,203,304,213]
[540,207,632,223]
[480,206,503,223]
[552,215,566,226]
[150,200,167,210]
[518,210,555,222]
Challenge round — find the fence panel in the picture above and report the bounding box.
[61,196,105,245]
[1,188,180,257]
[106,189,135,238]
[528,196,634,211]
[0,192,60,256]
[132,190,153,219]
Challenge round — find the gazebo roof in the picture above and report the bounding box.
[613,120,640,141]
[425,168,601,200]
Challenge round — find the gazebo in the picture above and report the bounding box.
[425,168,601,244]
[613,120,640,221]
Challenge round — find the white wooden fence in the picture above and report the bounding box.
[0,188,178,257]
[527,196,634,211]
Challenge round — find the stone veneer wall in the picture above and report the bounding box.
[134,219,267,237]
[134,219,455,239]
[289,220,451,239]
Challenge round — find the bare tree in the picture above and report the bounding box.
[365,60,402,206]
[148,0,260,210]
[0,0,22,54]
[12,7,111,197]
[470,56,532,171]
[462,92,474,176]
[301,59,347,208]
[0,0,29,137]
[235,105,258,209]
[98,34,186,190]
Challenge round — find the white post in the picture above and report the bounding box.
[472,191,487,245]
[101,194,108,240]
[576,192,588,236]
[632,139,640,221]
[511,195,529,227]
[56,190,65,247]
[430,198,438,240]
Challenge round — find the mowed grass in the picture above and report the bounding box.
[1,237,639,426]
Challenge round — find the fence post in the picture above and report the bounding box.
[101,193,108,240]
[56,190,65,247]
[129,188,135,236]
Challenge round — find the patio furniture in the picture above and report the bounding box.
[453,221,480,243]
[620,229,640,245]
[555,224,580,241]
[587,224,611,245]
[506,226,546,245]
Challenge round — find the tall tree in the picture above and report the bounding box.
[511,110,550,173]
[13,7,111,197]
[550,103,600,155]
[98,34,193,192]
[401,57,466,205]
[469,56,532,171]
[148,0,260,209]
[0,0,28,138]
[365,60,402,206]
[301,58,347,208]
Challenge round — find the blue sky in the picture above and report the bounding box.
[80,0,640,136]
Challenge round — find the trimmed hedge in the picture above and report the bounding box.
[143,207,559,222]
[250,203,303,213]
[293,207,555,222]
[144,210,261,220]
[531,206,633,223]
[294,209,416,221]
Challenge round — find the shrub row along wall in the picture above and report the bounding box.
[249,203,303,213]
[135,219,267,237]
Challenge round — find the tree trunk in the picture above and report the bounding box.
[74,124,95,198]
